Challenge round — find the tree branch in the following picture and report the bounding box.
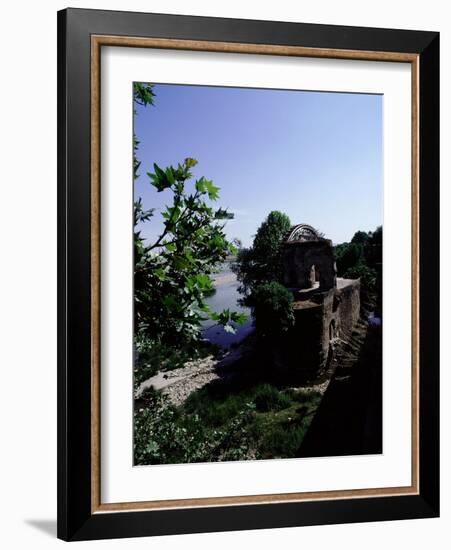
[147,193,183,251]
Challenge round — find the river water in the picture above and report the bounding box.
[201,263,253,348]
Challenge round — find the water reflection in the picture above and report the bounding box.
[202,263,253,348]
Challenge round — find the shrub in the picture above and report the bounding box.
[134,390,256,465]
[184,389,249,427]
[335,242,363,275]
[253,384,293,412]
[259,423,307,458]
[250,282,295,338]
[344,262,377,310]
[344,263,376,289]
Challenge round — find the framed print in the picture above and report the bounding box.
[57,8,439,541]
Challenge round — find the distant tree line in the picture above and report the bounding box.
[334,226,382,314]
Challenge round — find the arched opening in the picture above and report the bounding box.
[329,319,336,341]
[308,265,320,288]
[309,264,316,287]
[314,265,320,282]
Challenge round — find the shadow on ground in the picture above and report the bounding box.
[297,323,382,458]
[25,519,57,538]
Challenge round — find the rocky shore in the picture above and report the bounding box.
[135,346,246,406]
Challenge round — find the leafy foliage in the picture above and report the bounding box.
[335,242,364,275]
[232,211,291,297]
[351,230,370,245]
[133,82,156,107]
[210,309,247,333]
[335,226,382,312]
[133,83,245,349]
[134,379,323,464]
[250,282,295,338]
[253,384,293,412]
[134,389,256,464]
[133,83,156,179]
[134,157,240,344]
[344,264,376,288]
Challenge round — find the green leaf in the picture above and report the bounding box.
[184,157,198,169]
[165,167,176,185]
[215,208,234,220]
[231,312,247,325]
[195,177,207,194]
[164,242,176,252]
[153,268,167,281]
[148,163,173,192]
[203,179,220,201]
[163,205,181,223]
[133,83,155,107]
[195,274,212,289]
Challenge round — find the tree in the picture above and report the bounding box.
[335,242,363,275]
[233,211,291,297]
[135,159,247,345]
[364,225,382,267]
[133,83,245,346]
[334,226,383,313]
[351,230,370,245]
[250,282,295,338]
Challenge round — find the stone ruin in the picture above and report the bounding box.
[275,224,360,377]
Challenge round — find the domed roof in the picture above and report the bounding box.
[285,224,322,243]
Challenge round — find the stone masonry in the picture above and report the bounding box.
[277,224,360,377]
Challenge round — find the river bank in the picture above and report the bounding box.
[202,262,253,348]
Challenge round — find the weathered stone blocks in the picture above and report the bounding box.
[276,227,361,377]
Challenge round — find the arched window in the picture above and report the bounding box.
[309,264,316,286]
[329,319,336,341]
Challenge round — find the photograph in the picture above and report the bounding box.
[132,82,383,466]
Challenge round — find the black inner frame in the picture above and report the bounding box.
[57,8,439,541]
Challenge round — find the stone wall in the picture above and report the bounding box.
[271,280,361,379]
[336,280,361,339]
[275,228,361,379]
[282,239,337,290]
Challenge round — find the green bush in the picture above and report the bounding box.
[135,382,324,464]
[335,242,363,275]
[250,282,295,338]
[259,423,307,458]
[184,383,295,422]
[344,263,376,289]
[184,389,251,427]
[134,392,213,465]
[253,384,293,412]
[344,262,377,310]
[134,386,257,465]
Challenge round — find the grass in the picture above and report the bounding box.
[254,384,293,412]
[181,381,322,460]
[134,339,324,464]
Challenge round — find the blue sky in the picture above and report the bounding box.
[134,83,382,247]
